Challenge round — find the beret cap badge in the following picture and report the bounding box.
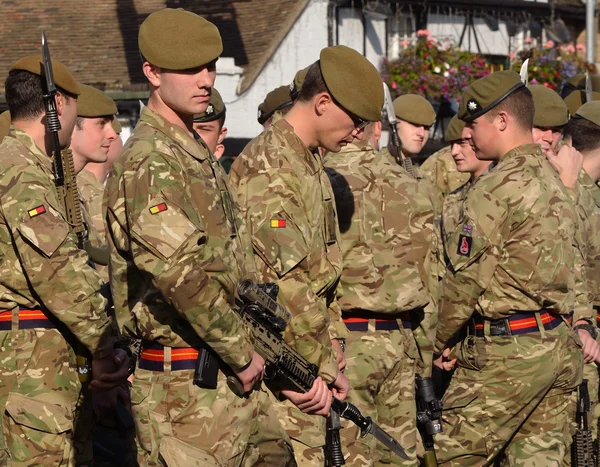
[467,100,480,113]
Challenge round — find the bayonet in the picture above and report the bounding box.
[382,83,415,178]
[519,59,529,86]
[585,71,593,103]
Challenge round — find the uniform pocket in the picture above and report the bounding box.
[17,200,69,258]
[456,335,488,371]
[159,435,222,466]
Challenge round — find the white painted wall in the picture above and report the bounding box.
[221,0,330,140]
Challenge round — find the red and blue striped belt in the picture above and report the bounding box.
[468,311,571,337]
[594,306,600,328]
[138,341,199,372]
[0,308,55,331]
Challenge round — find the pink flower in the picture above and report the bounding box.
[525,37,532,44]
[577,44,586,51]
[417,29,431,37]
[530,78,538,85]
[509,53,515,60]
[401,39,409,47]
[566,44,576,54]
[544,40,555,49]
[392,81,397,89]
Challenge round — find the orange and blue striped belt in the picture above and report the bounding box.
[343,316,411,332]
[594,306,600,327]
[469,311,571,337]
[0,308,55,331]
[138,341,198,372]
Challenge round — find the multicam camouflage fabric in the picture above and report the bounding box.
[420,146,470,206]
[324,140,434,466]
[0,128,115,466]
[435,144,586,464]
[104,107,293,465]
[229,117,347,463]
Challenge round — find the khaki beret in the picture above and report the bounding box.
[194,88,226,123]
[0,111,10,142]
[290,66,310,98]
[257,85,292,125]
[566,73,600,91]
[320,45,384,122]
[9,55,80,96]
[112,118,122,134]
[77,84,117,118]
[575,101,600,127]
[445,115,465,142]
[393,94,436,126]
[139,8,222,70]
[458,70,524,122]
[528,85,569,128]
[564,90,600,116]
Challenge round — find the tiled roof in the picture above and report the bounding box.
[0,0,310,94]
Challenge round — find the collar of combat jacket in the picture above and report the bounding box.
[579,168,600,209]
[7,127,55,178]
[272,118,321,176]
[138,107,210,162]
[496,143,542,167]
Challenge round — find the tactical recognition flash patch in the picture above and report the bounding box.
[149,203,168,215]
[28,205,46,218]
[270,219,286,228]
[457,234,472,256]
[462,224,473,234]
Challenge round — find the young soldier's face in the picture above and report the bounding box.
[463,116,498,161]
[451,129,491,177]
[193,120,226,155]
[70,117,117,164]
[156,61,217,116]
[396,120,430,155]
[318,97,363,152]
[532,127,563,155]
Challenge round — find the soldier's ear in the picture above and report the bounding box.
[496,110,509,132]
[314,92,332,117]
[143,62,161,87]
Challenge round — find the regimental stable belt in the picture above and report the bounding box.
[138,341,199,372]
[468,310,571,337]
[343,315,412,332]
[0,308,56,331]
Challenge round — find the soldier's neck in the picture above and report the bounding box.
[12,118,53,158]
[497,128,534,161]
[147,94,194,137]
[284,105,317,149]
[582,150,600,182]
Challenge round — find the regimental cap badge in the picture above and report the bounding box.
[205,103,215,117]
[257,109,263,120]
[467,99,480,113]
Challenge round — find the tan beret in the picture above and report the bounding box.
[393,94,436,126]
[77,84,117,118]
[290,66,310,98]
[9,55,80,96]
[458,70,524,122]
[0,111,10,142]
[445,115,465,142]
[320,45,384,122]
[194,88,226,123]
[566,74,600,91]
[564,90,600,116]
[112,118,122,134]
[257,85,292,125]
[139,8,222,70]
[575,101,600,127]
[528,85,569,128]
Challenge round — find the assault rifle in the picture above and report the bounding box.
[416,376,443,467]
[231,280,409,460]
[382,82,415,178]
[42,32,109,268]
[572,379,595,467]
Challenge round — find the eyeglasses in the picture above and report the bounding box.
[332,96,369,130]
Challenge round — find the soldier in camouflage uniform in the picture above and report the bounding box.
[323,117,435,465]
[528,85,569,157]
[433,70,596,466]
[0,111,10,142]
[104,9,293,466]
[0,56,129,466]
[229,45,384,465]
[193,87,231,171]
[420,146,469,203]
[257,85,293,130]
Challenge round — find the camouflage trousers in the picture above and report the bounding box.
[130,366,295,466]
[0,327,89,466]
[341,326,419,466]
[435,322,582,466]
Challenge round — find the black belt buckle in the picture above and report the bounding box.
[489,319,511,337]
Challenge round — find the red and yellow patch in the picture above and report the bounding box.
[270,219,286,228]
[28,205,46,218]
[149,203,168,215]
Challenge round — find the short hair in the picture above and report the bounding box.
[5,70,46,121]
[297,61,328,102]
[564,117,600,153]
[485,86,534,131]
[216,113,226,131]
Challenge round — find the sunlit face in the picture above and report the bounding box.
[451,127,492,178]
[532,126,563,155]
[70,117,117,164]
[193,119,224,154]
[58,94,78,148]
[316,96,365,153]
[106,134,123,167]
[462,116,499,161]
[154,61,217,116]
[396,120,430,155]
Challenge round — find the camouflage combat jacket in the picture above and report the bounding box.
[229,118,347,383]
[577,169,600,307]
[78,169,105,243]
[105,107,255,371]
[0,128,114,358]
[435,144,583,353]
[420,146,470,205]
[323,140,431,314]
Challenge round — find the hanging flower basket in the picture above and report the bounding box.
[381,30,490,102]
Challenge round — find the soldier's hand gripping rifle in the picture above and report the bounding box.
[230,280,409,461]
[382,82,415,178]
[41,33,109,267]
[416,376,443,467]
[572,379,595,467]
